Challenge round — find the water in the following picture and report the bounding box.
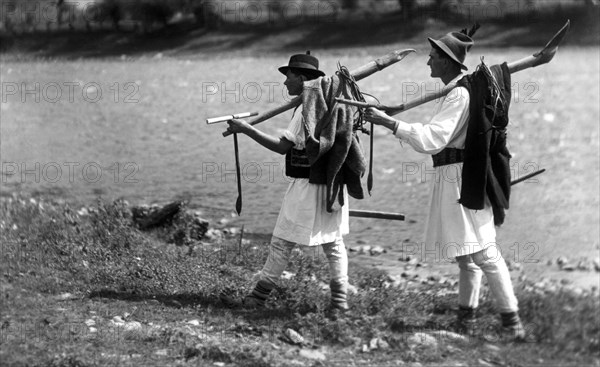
[1,48,598,265]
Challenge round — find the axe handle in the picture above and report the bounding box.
[207,111,259,124]
[349,209,405,221]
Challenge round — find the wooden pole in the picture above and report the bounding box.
[335,20,571,116]
[207,111,258,124]
[222,49,415,137]
[349,209,405,221]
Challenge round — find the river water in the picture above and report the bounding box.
[1,48,598,266]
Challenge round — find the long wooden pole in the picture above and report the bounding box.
[222,49,415,137]
[349,209,405,221]
[335,20,570,115]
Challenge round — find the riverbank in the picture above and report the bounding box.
[1,10,597,60]
[1,195,599,366]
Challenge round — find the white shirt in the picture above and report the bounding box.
[272,108,349,246]
[393,75,496,258]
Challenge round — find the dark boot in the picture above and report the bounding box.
[329,280,349,312]
[500,311,526,341]
[220,279,275,309]
[242,279,275,309]
[455,306,477,336]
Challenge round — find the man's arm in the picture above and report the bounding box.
[365,86,470,154]
[227,118,294,155]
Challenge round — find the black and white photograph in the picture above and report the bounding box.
[1,0,598,366]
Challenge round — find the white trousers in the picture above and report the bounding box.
[456,246,519,313]
[256,236,348,286]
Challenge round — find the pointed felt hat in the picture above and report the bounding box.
[278,51,325,77]
[428,32,474,70]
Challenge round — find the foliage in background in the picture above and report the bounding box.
[0,0,597,34]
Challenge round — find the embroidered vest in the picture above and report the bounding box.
[285,148,311,178]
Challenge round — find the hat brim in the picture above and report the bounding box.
[278,65,325,77]
[428,38,468,71]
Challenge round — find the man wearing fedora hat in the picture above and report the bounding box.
[222,52,353,314]
[364,31,526,340]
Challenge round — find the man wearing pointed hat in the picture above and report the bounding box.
[222,52,352,315]
[364,30,526,340]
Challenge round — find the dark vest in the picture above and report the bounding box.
[285,148,311,178]
[457,62,512,226]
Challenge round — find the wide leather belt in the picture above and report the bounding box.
[432,148,464,167]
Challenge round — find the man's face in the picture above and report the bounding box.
[427,48,447,78]
[284,69,305,96]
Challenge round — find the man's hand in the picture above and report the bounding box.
[226,119,251,134]
[364,107,397,131]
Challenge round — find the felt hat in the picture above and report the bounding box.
[278,51,325,77]
[428,32,474,70]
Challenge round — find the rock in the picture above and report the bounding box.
[556,256,568,266]
[577,261,592,271]
[560,278,573,285]
[561,264,575,271]
[407,332,438,348]
[370,246,386,256]
[84,319,96,327]
[284,348,299,358]
[407,257,418,265]
[123,321,143,339]
[154,349,168,356]
[205,228,223,242]
[56,293,77,301]
[377,338,390,350]
[89,327,97,333]
[477,359,494,366]
[433,330,468,343]
[594,258,600,272]
[356,239,367,245]
[284,329,304,345]
[281,271,295,280]
[369,338,379,350]
[223,227,238,235]
[427,275,441,282]
[112,316,125,325]
[187,319,200,326]
[298,349,326,361]
[567,287,584,297]
[347,283,358,295]
[361,344,369,353]
[483,343,501,352]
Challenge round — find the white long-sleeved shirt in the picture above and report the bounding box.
[394,75,470,154]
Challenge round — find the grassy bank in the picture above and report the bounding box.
[1,195,598,366]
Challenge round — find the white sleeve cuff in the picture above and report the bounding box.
[393,120,412,139]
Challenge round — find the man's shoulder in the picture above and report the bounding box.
[446,84,470,104]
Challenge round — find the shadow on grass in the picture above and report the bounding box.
[88,288,297,321]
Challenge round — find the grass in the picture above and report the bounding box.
[1,195,599,366]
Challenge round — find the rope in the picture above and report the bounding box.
[335,62,376,134]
